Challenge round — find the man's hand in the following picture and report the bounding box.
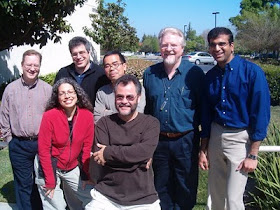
[198,150,209,170]
[93,143,106,166]
[145,158,152,169]
[237,158,258,173]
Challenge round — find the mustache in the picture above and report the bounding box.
[118,103,131,107]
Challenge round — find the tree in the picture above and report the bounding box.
[185,24,206,52]
[140,35,159,53]
[84,0,139,52]
[230,0,280,56]
[0,0,86,51]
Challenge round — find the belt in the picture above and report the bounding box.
[160,130,193,138]
[12,135,38,141]
[58,167,76,174]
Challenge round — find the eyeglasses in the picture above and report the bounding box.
[209,42,230,49]
[24,64,40,70]
[58,90,76,98]
[71,51,88,58]
[116,94,137,101]
[160,44,180,50]
[104,62,123,70]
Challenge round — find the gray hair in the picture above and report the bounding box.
[158,27,186,47]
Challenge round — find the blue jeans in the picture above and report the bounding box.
[153,131,199,210]
[9,137,42,210]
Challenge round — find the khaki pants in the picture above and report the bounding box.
[208,122,250,210]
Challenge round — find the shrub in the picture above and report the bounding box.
[250,124,280,209]
[126,59,154,80]
[39,72,57,86]
[258,63,280,106]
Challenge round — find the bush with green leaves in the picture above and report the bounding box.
[39,72,56,86]
[259,63,280,106]
[250,124,280,209]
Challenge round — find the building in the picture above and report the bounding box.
[0,0,99,85]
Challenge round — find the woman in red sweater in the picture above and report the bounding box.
[35,78,94,209]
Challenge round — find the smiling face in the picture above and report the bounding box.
[103,54,126,84]
[209,34,234,68]
[160,33,184,66]
[70,44,90,73]
[21,54,41,85]
[58,83,77,112]
[115,82,140,121]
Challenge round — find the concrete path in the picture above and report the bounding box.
[0,202,17,210]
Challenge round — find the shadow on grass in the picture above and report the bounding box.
[1,180,15,203]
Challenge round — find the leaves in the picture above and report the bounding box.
[0,0,86,51]
[84,0,139,52]
[230,0,280,54]
[250,123,280,209]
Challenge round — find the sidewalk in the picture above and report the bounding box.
[0,202,17,210]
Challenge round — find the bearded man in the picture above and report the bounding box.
[143,27,205,210]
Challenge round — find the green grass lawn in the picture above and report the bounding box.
[0,147,15,203]
[0,106,279,206]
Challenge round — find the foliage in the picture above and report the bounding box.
[140,35,159,53]
[84,0,139,52]
[39,72,57,86]
[0,0,86,51]
[185,23,207,52]
[230,0,280,57]
[126,59,154,79]
[259,63,280,106]
[250,124,280,209]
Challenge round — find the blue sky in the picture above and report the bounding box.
[104,0,242,39]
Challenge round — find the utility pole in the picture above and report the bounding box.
[212,12,220,27]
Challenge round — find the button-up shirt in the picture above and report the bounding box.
[0,78,52,142]
[143,60,204,133]
[201,55,270,141]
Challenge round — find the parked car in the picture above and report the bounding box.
[182,51,217,65]
[122,51,134,56]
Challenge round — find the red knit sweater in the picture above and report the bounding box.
[38,107,94,188]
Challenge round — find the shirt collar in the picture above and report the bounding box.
[224,55,241,72]
[21,76,38,88]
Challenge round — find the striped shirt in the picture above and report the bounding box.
[0,77,52,142]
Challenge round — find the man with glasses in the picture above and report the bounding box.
[199,27,270,209]
[94,50,145,122]
[86,75,161,210]
[143,27,205,210]
[0,49,52,210]
[54,36,109,106]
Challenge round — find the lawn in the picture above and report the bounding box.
[0,106,279,207]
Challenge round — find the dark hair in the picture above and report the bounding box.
[114,74,141,95]
[68,36,91,53]
[207,27,234,44]
[103,50,126,64]
[22,49,42,65]
[46,78,93,112]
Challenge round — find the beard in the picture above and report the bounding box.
[163,55,177,65]
[116,103,137,117]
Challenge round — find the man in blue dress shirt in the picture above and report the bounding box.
[143,27,205,210]
[199,27,270,210]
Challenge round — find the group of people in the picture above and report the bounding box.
[0,26,270,210]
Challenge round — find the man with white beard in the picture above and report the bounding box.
[143,27,205,210]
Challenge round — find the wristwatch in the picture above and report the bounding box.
[247,154,258,160]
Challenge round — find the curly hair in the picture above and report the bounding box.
[46,78,93,112]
